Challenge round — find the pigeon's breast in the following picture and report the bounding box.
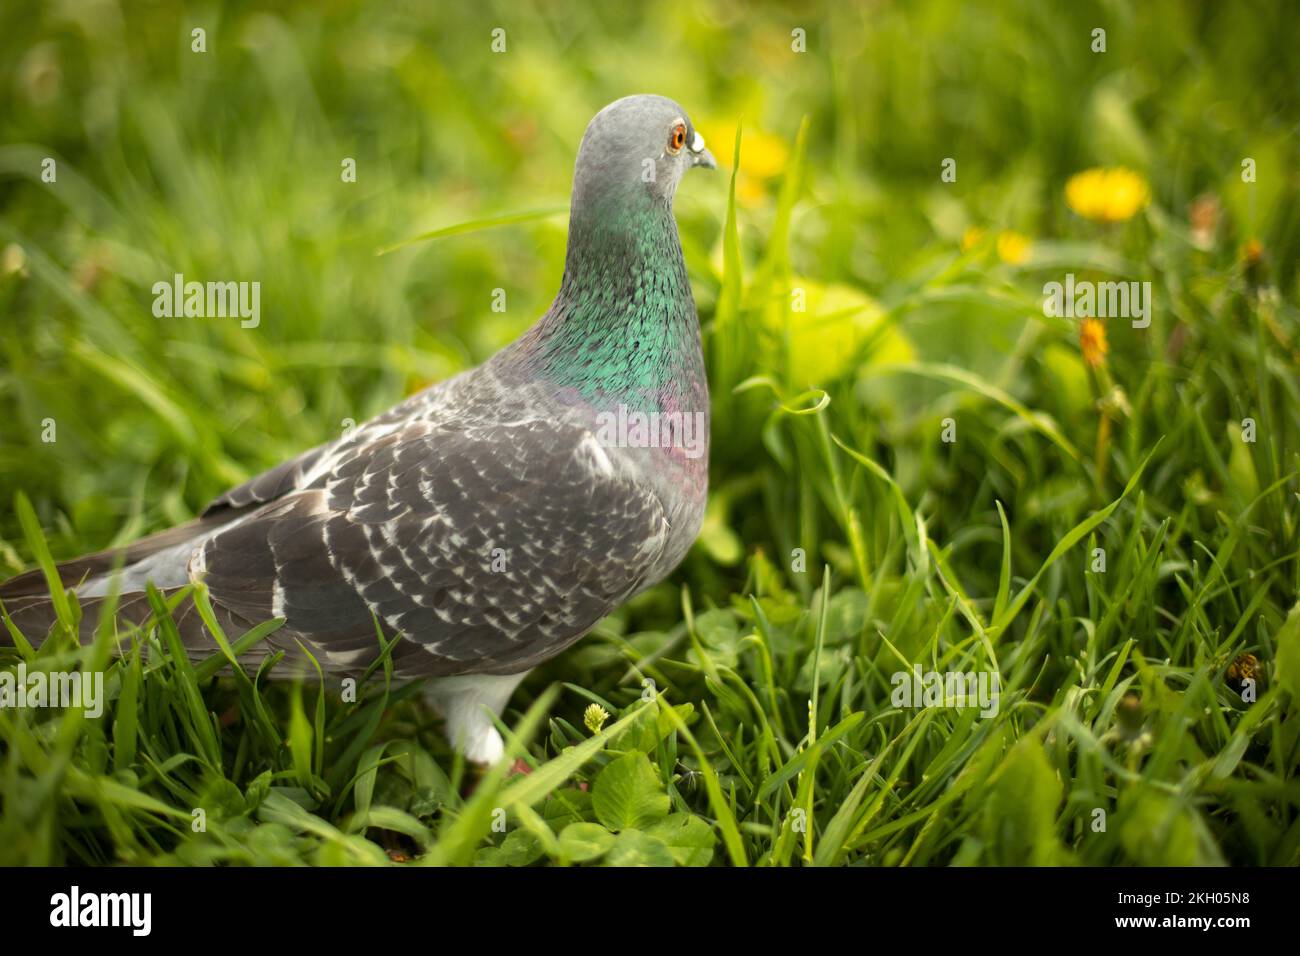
[590,397,709,588]
[649,452,707,582]
[477,358,709,590]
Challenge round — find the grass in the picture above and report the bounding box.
[1,0,1299,866]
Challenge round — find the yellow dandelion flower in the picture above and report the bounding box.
[961,226,986,252]
[1065,167,1150,223]
[737,176,767,206]
[737,128,788,180]
[695,120,789,206]
[996,230,1031,264]
[1079,317,1109,368]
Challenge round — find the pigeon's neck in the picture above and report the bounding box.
[511,193,704,412]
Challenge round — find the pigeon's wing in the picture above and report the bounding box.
[194,418,670,677]
[0,440,335,601]
[202,440,335,514]
[200,386,445,515]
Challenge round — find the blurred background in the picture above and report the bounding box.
[0,0,1297,599]
[3,0,1300,868]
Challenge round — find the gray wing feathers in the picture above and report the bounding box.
[202,440,334,515]
[197,420,668,677]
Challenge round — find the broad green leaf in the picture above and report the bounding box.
[1275,602,1300,702]
[1118,787,1223,866]
[979,739,1064,866]
[603,829,675,867]
[558,822,616,863]
[591,752,670,831]
[497,828,545,867]
[645,814,716,867]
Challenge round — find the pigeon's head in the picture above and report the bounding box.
[571,94,716,213]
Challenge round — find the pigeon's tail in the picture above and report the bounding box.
[0,514,233,650]
[1,586,261,658]
[3,590,164,646]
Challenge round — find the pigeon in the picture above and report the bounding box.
[0,94,717,764]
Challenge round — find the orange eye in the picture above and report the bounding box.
[668,122,687,154]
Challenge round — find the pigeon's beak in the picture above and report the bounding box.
[689,131,717,170]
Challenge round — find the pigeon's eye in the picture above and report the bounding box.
[668,122,687,155]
